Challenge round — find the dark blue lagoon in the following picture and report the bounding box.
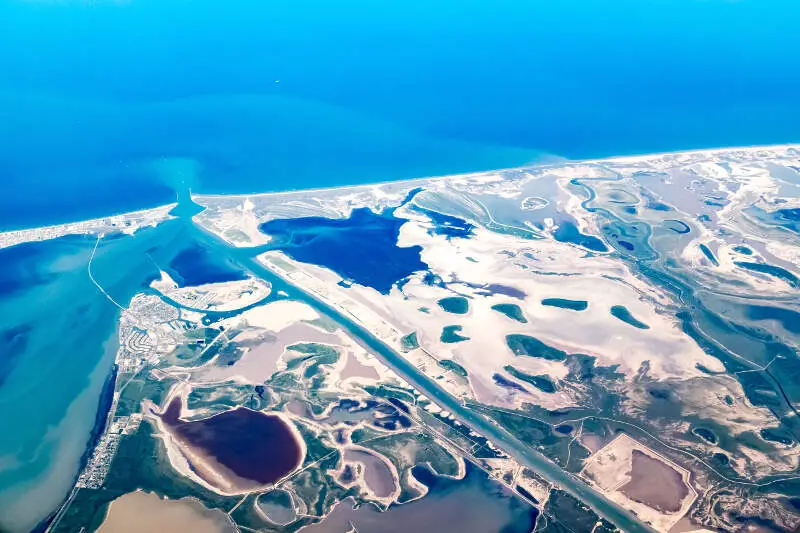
[441,325,470,344]
[158,397,303,489]
[491,303,528,323]
[167,242,247,287]
[438,297,470,314]
[504,366,557,393]
[506,335,567,361]
[699,244,720,267]
[259,207,427,294]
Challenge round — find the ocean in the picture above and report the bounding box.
[0,0,798,229]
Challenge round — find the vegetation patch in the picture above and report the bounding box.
[491,303,527,323]
[505,334,567,361]
[504,366,557,393]
[437,296,469,314]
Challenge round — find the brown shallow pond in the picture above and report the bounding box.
[159,397,303,491]
[619,450,688,513]
[98,491,237,533]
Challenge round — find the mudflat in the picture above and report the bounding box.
[98,491,235,533]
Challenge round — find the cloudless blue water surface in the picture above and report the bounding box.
[167,243,247,287]
[1,0,799,229]
[259,207,427,294]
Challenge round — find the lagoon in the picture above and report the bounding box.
[158,397,303,491]
[259,206,427,294]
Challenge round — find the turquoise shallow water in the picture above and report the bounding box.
[0,0,799,229]
[0,222,201,532]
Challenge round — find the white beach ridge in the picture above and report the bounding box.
[1,143,798,250]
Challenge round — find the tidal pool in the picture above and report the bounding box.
[504,366,557,393]
[760,428,794,445]
[555,424,573,435]
[440,325,469,343]
[256,489,297,526]
[699,243,719,266]
[692,427,717,444]
[664,219,691,234]
[491,303,527,323]
[438,359,469,379]
[493,373,528,392]
[619,451,687,513]
[438,296,469,314]
[541,298,588,311]
[400,332,420,351]
[610,305,650,330]
[343,448,397,499]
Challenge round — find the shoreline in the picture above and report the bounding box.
[0,202,179,235]
[39,363,119,533]
[190,142,800,201]
[2,142,798,239]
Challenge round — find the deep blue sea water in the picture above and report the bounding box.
[1,0,799,229]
